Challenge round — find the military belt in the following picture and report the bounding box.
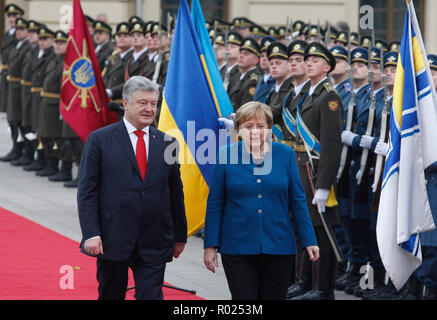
[294,144,307,153]
[281,140,296,148]
[21,80,32,87]
[31,87,43,93]
[40,91,60,99]
[0,64,8,71]
[6,75,21,83]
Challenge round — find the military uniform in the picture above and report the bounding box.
[253,36,276,103]
[291,43,343,301]
[93,21,114,73]
[223,32,242,99]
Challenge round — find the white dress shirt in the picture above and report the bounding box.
[309,77,327,96]
[132,47,148,64]
[294,79,310,98]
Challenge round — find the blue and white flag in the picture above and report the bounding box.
[376,0,437,291]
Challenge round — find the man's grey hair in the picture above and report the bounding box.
[122,76,160,102]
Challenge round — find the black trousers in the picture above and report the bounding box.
[221,254,294,300]
[96,245,166,300]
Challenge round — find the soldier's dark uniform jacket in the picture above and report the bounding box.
[104,48,133,101]
[30,29,55,133]
[21,44,39,128]
[39,54,64,138]
[6,33,32,124]
[226,64,241,105]
[1,28,18,113]
[93,21,114,73]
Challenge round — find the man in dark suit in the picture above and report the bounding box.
[78,76,187,300]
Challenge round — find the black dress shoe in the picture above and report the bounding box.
[11,155,33,166]
[64,178,78,188]
[36,167,58,177]
[23,160,45,171]
[291,290,335,300]
[48,171,72,182]
[0,150,22,162]
[286,280,310,299]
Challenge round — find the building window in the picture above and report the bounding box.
[161,0,228,25]
[360,0,425,42]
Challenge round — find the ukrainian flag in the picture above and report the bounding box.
[158,0,221,236]
[377,0,437,290]
[191,0,234,117]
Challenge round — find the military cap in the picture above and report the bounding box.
[212,18,231,29]
[389,40,401,52]
[304,42,336,72]
[288,40,307,57]
[5,4,24,15]
[129,21,145,35]
[116,22,130,35]
[427,54,437,71]
[277,26,287,39]
[208,27,223,39]
[151,23,168,36]
[240,37,261,56]
[250,24,268,38]
[370,46,382,64]
[129,16,143,24]
[335,31,348,45]
[293,20,305,33]
[54,30,68,42]
[15,18,28,29]
[214,32,226,46]
[384,51,399,68]
[205,21,211,29]
[37,26,55,39]
[227,31,243,46]
[309,25,321,38]
[375,39,388,52]
[261,36,276,53]
[300,24,309,37]
[168,15,176,31]
[94,21,112,34]
[144,21,154,34]
[350,32,360,46]
[85,15,95,27]
[330,45,348,61]
[361,35,372,48]
[267,41,288,60]
[268,27,278,38]
[325,25,338,41]
[233,17,253,29]
[28,20,42,32]
[351,47,369,65]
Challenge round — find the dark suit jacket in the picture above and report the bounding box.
[77,121,187,263]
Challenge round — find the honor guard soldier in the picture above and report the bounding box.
[37,31,68,180]
[336,47,372,294]
[103,22,133,105]
[324,25,338,49]
[231,37,261,111]
[223,31,242,97]
[5,18,33,166]
[388,40,401,52]
[25,27,56,174]
[350,33,360,50]
[264,41,293,127]
[334,32,348,48]
[330,46,352,114]
[375,39,388,52]
[232,17,253,38]
[149,22,171,86]
[0,4,23,115]
[93,21,114,73]
[250,24,268,45]
[18,20,42,167]
[253,36,276,102]
[290,42,343,300]
[213,32,227,78]
[85,15,96,40]
[360,35,372,49]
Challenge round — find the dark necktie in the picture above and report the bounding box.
[134,130,147,180]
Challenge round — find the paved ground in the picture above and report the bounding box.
[0,113,357,300]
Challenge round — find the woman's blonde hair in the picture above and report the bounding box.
[234,101,273,131]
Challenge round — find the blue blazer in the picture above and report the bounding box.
[77,120,187,262]
[204,141,317,255]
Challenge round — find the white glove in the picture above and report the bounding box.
[341,131,358,147]
[226,113,236,121]
[312,188,330,213]
[105,88,113,98]
[374,141,389,156]
[24,132,37,141]
[218,117,235,130]
[359,135,374,149]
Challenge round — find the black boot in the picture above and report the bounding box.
[23,149,45,171]
[336,262,361,291]
[287,250,312,299]
[64,177,78,188]
[423,286,437,300]
[0,145,22,162]
[49,161,73,182]
[291,251,337,300]
[36,157,59,177]
[395,278,423,300]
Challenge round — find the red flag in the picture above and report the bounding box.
[60,0,118,142]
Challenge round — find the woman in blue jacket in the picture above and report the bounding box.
[203,101,319,300]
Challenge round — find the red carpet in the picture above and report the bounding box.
[0,207,203,300]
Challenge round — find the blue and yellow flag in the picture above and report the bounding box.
[158,0,221,236]
[377,0,437,291]
[191,0,233,117]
